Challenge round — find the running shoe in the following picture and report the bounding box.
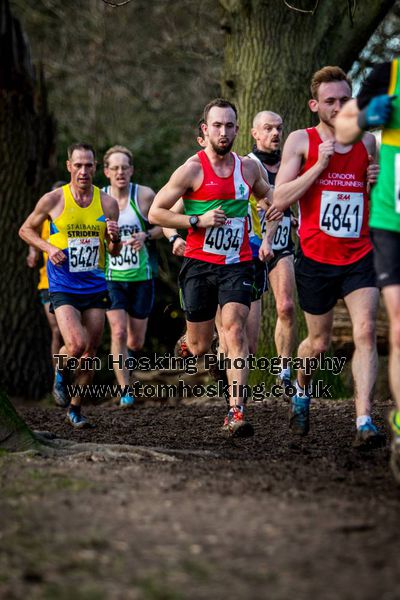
[53,368,70,408]
[221,406,254,438]
[65,408,92,429]
[289,394,310,436]
[389,410,400,483]
[119,393,135,409]
[174,333,193,359]
[353,421,385,450]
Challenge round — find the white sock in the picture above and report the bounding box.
[295,380,310,398]
[356,415,372,430]
[279,368,291,381]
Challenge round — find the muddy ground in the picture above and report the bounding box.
[1,396,400,600]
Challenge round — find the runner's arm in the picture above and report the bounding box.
[162,199,186,256]
[274,130,330,211]
[149,163,226,229]
[335,99,363,145]
[137,185,163,241]
[102,193,122,256]
[19,194,66,266]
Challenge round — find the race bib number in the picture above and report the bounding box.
[203,218,244,259]
[320,191,363,238]
[68,237,100,272]
[109,233,140,271]
[272,216,291,250]
[395,154,400,214]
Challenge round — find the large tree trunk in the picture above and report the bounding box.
[0,0,56,398]
[220,0,395,153]
[0,390,39,451]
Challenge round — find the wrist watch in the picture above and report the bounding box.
[189,215,200,230]
[168,234,181,244]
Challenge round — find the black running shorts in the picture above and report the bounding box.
[49,290,110,314]
[178,258,254,322]
[371,228,400,287]
[252,257,268,301]
[295,249,377,315]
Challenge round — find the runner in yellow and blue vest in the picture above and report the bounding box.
[103,145,162,408]
[19,143,121,428]
[336,58,400,481]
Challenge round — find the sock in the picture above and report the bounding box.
[356,415,372,430]
[69,404,81,415]
[279,368,291,381]
[295,380,310,398]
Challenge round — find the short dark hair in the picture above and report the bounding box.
[67,142,96,160]
[197,118,205,140]
[310,66,352,100]
[203,98,238,124]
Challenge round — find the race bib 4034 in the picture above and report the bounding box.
[319,191,363,238]
[68,237,100,272]
[203,217,245,260]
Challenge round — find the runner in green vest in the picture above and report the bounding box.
[103,145,162,408]
[336,58,400,482]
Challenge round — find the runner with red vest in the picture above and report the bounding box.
[273,66,384,449]
[149,98,281,437]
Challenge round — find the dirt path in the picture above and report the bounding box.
[1,398,399,600]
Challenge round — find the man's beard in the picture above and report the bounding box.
[210,139,234,156]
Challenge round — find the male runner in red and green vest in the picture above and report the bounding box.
[336,58,400,480]
[273,66,383,449]
[149,98,281,437]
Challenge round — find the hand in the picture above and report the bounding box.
[290,214,299,228]
[199,206,227,228]
[172,238,186,256]
[364,94,396,128]
[317,140,335,169]
[106,218,120,242]
[125,231,146,250]
[26,247,39,268]
[266,204,283,221]
[366,154,379,187]
[259,239,274,263]
[48,245,67,266]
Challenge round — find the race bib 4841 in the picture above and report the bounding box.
[319,191,364,238]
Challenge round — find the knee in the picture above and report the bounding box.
[187,339,209,356]
[65,338,86,358]
[310,335,330,356]
[353,320,376,348]
[224,322,246,348]
[389,321,400,350]
[127,335,145,352]
[276,298,295,322]
[112,326,128,344]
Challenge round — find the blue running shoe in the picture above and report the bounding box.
[65,408,92,429]
[53,368,70,408]
[289,394,310,436]
[353,421,385,450]
[119,393,135,409]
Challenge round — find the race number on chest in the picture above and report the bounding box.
[203,217,244,259]
[319,191,364,238]
[68,237,100,272]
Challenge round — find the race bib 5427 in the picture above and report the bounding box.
[68,237,100,272]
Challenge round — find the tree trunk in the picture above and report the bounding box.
[0,0,56,398]
[0,390,39,451]
[220,0,395,153]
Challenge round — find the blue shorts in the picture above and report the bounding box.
[107,279,155,319]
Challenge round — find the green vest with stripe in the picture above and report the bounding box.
[104,183,152,281]
[370,58,400,232]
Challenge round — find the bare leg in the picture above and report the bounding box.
[220,302,250,408]
[106,309,130,387]
[344,287,379,417]
[268,256,296,374]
